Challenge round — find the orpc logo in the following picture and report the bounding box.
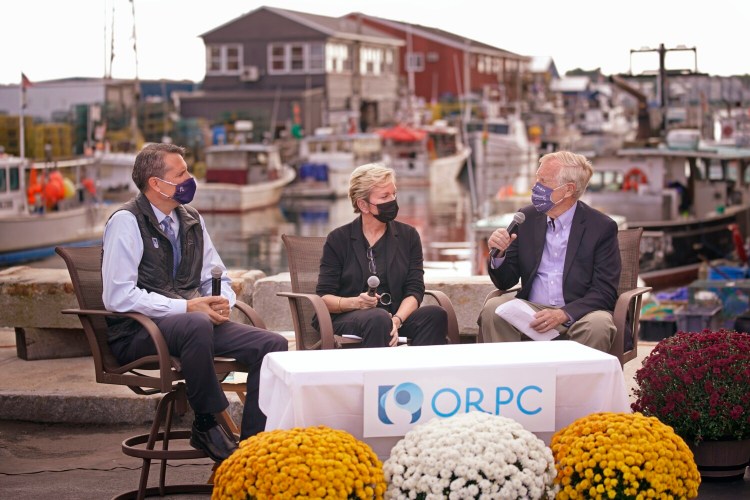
[364,366,556,436]
[378,382,423,424]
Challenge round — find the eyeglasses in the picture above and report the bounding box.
[366,247,376,274]
[366,247,392,306]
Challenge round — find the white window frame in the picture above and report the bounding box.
[406,52,425,72]
[267,42,326,75]
[206,44,244,75]
[384,49,395,74]
[360,47,384,76]
[326,43,352,74]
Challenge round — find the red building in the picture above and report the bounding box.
[346,13,530,110]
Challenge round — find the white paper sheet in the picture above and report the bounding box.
[495,298,560,341]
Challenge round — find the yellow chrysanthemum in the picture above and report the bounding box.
[551,413,701,500]
[212,426,385,499]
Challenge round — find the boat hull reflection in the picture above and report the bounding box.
[200,184,472,277]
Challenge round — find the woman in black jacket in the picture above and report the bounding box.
[315,163,448,347]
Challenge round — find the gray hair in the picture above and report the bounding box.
[132,143,186,192]
[349,163,396,213]
[539,151,593,198]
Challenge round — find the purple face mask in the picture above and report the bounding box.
[157,177,197,205]
[531,182,564,213]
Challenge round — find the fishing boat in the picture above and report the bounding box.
[283,130,384,198]
[189,143,296,213]
[583,136,750,289]
[0,155,115,265]
[378,122,470,186]
[468,135,750,290]
[466,115,539,200]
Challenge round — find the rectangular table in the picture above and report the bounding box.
[259,341,629,458]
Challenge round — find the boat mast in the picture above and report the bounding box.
[17,73,31,214]
[129,0,140,151]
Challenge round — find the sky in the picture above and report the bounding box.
[1,0,748,86]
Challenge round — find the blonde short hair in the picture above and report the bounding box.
[539,151,593,198]
[349,163,396,213]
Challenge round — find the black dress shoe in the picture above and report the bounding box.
[189,423,238,462]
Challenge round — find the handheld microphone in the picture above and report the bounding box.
[211,266,223,296]
[489,211,526,259]
[367,275,380,297]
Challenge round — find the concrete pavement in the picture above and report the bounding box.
[0,328,748,498]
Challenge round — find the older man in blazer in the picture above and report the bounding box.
[479,151,621,352]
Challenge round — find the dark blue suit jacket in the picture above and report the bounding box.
[488,201,621,321]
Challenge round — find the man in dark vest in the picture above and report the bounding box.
[102,143,287,462]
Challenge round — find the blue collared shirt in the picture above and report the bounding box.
[102,202,234,316]
[528,204,576,306]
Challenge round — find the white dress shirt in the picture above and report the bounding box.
[102,202,235,316]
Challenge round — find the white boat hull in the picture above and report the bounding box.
[0,204,113,254]
[429,147,471,182]
[391,148,470,187]
[189,166,296,213]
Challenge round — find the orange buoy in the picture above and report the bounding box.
[82,177,96,195]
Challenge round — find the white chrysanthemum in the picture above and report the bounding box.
[383,412,559,500]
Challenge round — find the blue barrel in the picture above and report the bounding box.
[314,163,329,182]
[299,163,313,180]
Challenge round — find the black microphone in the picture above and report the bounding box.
[367,275,380,297]
[211,266,223,296]
[489,211,526,259]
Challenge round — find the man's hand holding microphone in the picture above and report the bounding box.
[489,212,525,259]
[186,266,230,325]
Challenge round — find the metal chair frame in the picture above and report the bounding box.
[278,234,460,350]
[56,245,265,499]
[477,228,651,366]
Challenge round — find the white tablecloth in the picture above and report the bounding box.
[259,341,629,458]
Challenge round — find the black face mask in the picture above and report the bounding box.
[370,199,399,223]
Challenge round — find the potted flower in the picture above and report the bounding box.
[631,329,750,479]
[551,412,700,499]
[383,412,558,499]
[211,425,386,499]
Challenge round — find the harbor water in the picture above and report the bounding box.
[5,180,478,278]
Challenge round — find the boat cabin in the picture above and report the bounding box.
[585,143,750,275]
[205,144,283,185]
[284,131,385,198]
[0,156,23,215]
[378,125,429,180]
[300,131,383,164]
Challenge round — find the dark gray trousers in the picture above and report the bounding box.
[111,312,288,439]
[332,305,448,347]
